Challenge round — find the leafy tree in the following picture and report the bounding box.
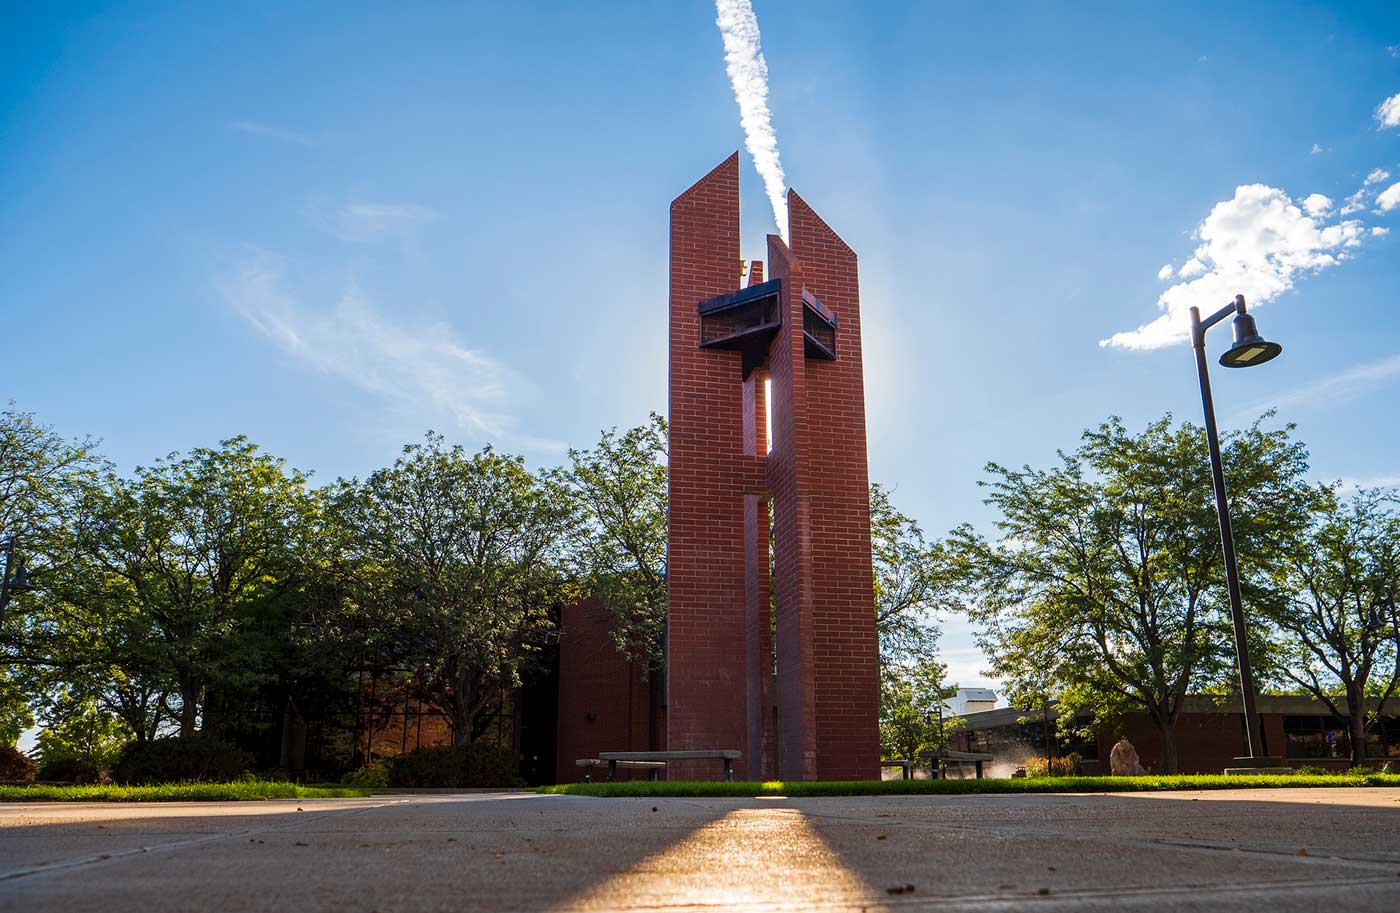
[0,407,103,665]
[59,438,319,736]
[1258,488,1400,766]
[34,696,131,781]
[956,415,1312,773]
[0,670,33,745]
[879,657,958,762]
[558,415,668,667]
[870,482,948,670]
[331,435,575,745]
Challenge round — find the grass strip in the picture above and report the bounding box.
[538,772,1400,799]
[0,781,370,802]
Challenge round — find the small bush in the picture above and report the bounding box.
[37,756,102,783]
[1292,764,1340,777]
[342,759,392,788]
[1024,753,1082,778]
[112,736,251,785]
[0,745,36,782]
[386,742,521,788]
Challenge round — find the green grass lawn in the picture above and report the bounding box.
[539,772,1400,798]
[0,781,371,802]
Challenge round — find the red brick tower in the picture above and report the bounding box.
[667,154,879,781]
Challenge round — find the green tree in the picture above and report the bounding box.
[332,435,575,745]
[1258,488,1400,767]
[558,415,668,667]
[59,438,320,737]
[879,658,958,762]
[956,415,1312,773]
[871,482,948,670]
[34,695,131,781]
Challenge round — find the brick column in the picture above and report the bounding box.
[787,190,880,781]
[666,154,750,777]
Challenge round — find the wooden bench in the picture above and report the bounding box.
[576,759,666,783]
[927,749,995,779]
[881,759,914,780]
[598,750,742,782]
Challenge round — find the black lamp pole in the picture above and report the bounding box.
[1188,294,1282,762]
[0,538,32,628]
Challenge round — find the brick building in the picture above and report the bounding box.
[952,695,1400,776]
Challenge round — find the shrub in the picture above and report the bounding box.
[38,756,103,783]
[112,736,251,785]
[0,745,36,782]
[1023,753,1082,778]
[385,742,522,788]
[1292,764,1337,776]
[342,759,392,788]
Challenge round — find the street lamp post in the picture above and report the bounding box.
[1189,294,1283,765]
[0,538,34,627]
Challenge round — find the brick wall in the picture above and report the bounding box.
[555,597,655,783]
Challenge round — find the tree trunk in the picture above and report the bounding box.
[178,674,200,737]
[1154,717,1182,774]
[1347,688,1368,769]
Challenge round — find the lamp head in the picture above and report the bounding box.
[6,555,32,593]
[1219,309,1282,368]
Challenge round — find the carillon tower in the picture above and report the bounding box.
[666,153,879,780]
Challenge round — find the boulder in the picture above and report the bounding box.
[1109,737,1148,776]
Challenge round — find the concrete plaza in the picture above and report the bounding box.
[3,788,1399,912]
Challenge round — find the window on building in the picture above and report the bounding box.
[1283,714,1400,760]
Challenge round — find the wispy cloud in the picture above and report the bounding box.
[714,0,788,241]
[304,202,438,243]
[1336,473,1400,493]
[1103,184,1371,350]
[1236,352,1400,419]
[216,248,560,451]
[228,120,314,146]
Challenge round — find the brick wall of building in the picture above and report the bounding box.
[555,597,656,783]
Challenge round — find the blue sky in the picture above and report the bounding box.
[3,2,1400,692]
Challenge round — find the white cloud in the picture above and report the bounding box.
[1374,226,1391,237]
[1337,474,1400,494]
[1375,181,1400,212]
[1103,184,1368,350]
[1301,193,1332,216]
[1377,93,1400,129]
[714,0,788,240]
[1156,264,1174,280]
[1238,353,1400,418]
[1340,170,1393,215]
[217,249,560,450]
[1310,143,1326,154]
[228,120,314,146]
[305,202,438,243]
[1178,258,1207,278]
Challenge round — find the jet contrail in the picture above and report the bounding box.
[715,0,788,241]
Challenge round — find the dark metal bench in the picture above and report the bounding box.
[598,750,742,782]
[575,759,666,783]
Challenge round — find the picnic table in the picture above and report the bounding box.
[927,749,995,779]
